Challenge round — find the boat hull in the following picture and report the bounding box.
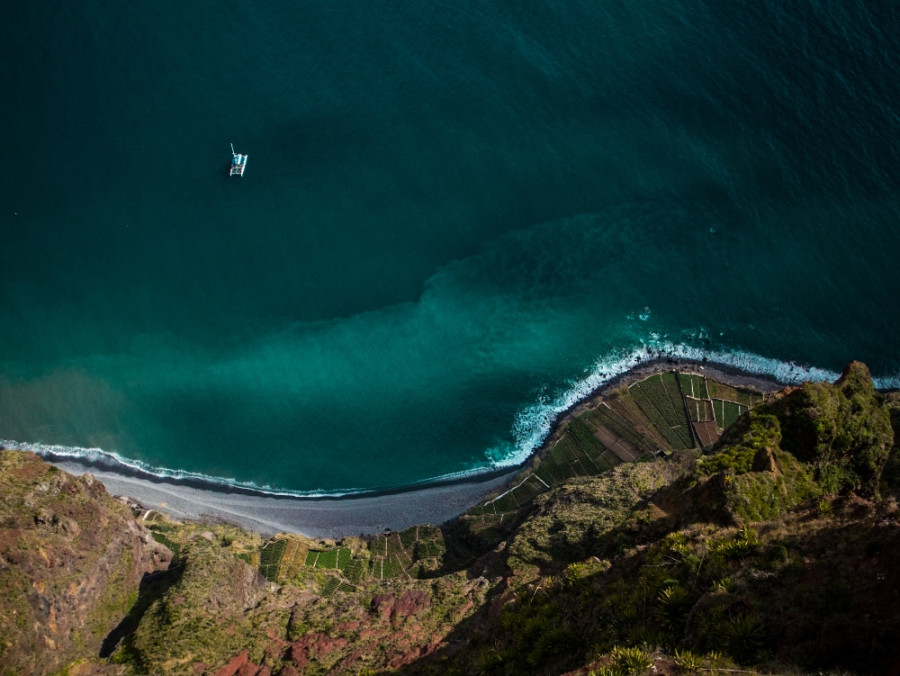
[229,153,247,177]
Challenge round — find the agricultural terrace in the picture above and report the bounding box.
[249,368,762,591]
[475,369,762,519]
[255,525,447,594]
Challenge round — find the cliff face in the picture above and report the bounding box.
[3,363,900,676]
[0,450,171,675]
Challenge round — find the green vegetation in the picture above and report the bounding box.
[149,528,181,554]
[766,361,893,496]
[708,380,762,407]
[631,378,693,449]
[679,372,709,400]
[698,413,782,475]
[259,539,286,581]
[342,558,368,583]
[316,548,339,569]
[7,362,899,676]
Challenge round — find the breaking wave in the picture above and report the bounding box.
[0,438,508,499]
[4,342,898,496]
[492,341,900,470]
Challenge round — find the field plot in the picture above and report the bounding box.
[370,554,408,580]
[303,546,351,571]
[256,522,449,586]
[685,397,714,423]
[278,537,310,580]
[583,421,639,463]
[321,577,341,596]
[566,418,609,460]
[259,539,286,582]
[707,381,762,407]
[630,379,694,450]
[604,398,670,452]
[533,413,633,487]
[693,421,720,447]
[533,441,581,486]
[319,576,356,596]
[713,400,748,429]
[679,373,709,400]
[643,373,689,427]
[485,472,550,515]
[318,549,339,569]
[363,525,445,579]
[489,489,522,514]
[507,472,548,504]
[343,558,368,583]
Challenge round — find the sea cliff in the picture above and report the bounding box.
[2,361,899,675]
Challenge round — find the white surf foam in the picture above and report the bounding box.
[5,342,897,494]
[0,438,505,499]
[492,339,899,470]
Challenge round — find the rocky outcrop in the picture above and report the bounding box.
[769,360,894,496]
[128,534,270,674]
[371,589,430,624]
[0,450,171,675]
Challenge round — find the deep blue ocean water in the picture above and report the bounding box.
[2,1,899,494]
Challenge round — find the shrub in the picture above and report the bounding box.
[700,414,781,475]
[768,362,893,497]
[656,585,691,629]
[610,645,654,674]
[673,648,702,673]
[722,614,765,663]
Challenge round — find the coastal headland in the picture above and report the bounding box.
[4,359,899,675]
[33,358,785,538]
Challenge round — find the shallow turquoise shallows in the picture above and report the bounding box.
[2,1,899,494]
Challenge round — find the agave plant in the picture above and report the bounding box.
[673,648,702,673]
[656,584,692,629]
[610,645,654,674]
[723,613,765,662]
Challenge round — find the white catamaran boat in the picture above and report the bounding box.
[230,143,247,177]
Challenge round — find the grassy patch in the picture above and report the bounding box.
[370,558,383,580]
[399,527,418,549]
[490,491,520,514]
[382,556,406,579]
[320,577,341,597]
[149,530,180,555]
[317,549,339,569]
[259,539,286,582]
[680,373,709,400]
[343,558,368,583]
[631,383,691,450]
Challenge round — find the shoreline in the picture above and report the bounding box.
[520,356,786,461]
[45,458,519,539]
[32,358,786,538]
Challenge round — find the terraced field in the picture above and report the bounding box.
[255,368,766,588]
[479,368,764,517]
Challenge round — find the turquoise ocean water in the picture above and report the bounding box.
[2,1,899,494]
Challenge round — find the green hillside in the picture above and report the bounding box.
[2,362,899,675]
